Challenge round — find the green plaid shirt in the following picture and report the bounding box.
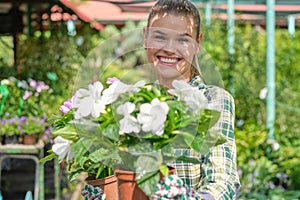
[171,76,240,200]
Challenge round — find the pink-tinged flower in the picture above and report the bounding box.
[29,79,37,88]
[23,90,33,100]
[36,81,50,92]
[59,99,73,114]
[106,77,120,84]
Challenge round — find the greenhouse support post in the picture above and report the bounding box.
[227,0,235,95]
[205,0,212,27]
[227,0,235,55]
[266,0,276,139]
[288,15,295,36]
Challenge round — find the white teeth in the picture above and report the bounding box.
[160,57,178,63]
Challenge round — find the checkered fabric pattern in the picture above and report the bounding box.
[150,175,203,200]
[170,76,240,200]
[81,184,105,200]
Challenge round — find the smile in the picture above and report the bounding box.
[157,56,182,64]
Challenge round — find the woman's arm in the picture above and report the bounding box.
[197,87,240,200]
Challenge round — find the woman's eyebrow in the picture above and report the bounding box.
[153,30,166,35]
[179,33,193,38]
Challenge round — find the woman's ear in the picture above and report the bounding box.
[198,32,203,43]
[195,32,202,53]
[143,26,148,49]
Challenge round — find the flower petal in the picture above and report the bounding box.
[52,136,73,163]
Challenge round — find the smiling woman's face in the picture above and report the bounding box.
[144,14,200,88]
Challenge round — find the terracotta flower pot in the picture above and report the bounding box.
[23,135,38,145]
[114,169,149,200]
[85,175,118,200]
[114,167,175,200]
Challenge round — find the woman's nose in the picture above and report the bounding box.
[162,40,176,53]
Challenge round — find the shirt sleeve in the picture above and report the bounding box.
[197,86,240,200]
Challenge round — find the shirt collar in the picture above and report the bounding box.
[188,76,206,89]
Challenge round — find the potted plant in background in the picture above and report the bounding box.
[42,78,226,199]
[0,115,23,144]
[21,115,47,145]
[0,77,52,145]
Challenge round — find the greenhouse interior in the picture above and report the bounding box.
[0,0,300,199]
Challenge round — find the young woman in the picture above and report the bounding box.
[144,0,240,199]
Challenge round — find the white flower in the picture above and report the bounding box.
[168,80,208,111]
[102,80,146,105]
[117,102,140,134]
[272,142,280,151]
[127,80,146,92]
[72,81,106,119]
[168,80,193,100]
[259,87,267,100]
[183,89,208,111]
[137,98,169,136]
[52,136,73,163]
[0,79,10,85]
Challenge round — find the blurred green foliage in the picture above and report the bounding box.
[0,19,300,198]
[202,21,300,199]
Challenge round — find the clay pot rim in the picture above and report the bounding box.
[85,174,117,185]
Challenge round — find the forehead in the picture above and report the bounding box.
[148,14,196,37]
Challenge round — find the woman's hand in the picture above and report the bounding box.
[150,175,203,200]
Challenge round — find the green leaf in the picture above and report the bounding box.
[152,85,161,97]
[89,148,121,163]
[191,140,208,155]
[207,110,221,128]
[69,169,84,182]
[52,125,79,141]
[95,165,106,178]
[134,154,162,196]
[102,123,119,141]
[175,130,197,148]
[40,152,57,164]
[203,131,227,147]
[49,112,74,126]
[71,139,89,163]
[128,142,153,155]
[197,109,220,131]
[176,156,201,164]
[159,165,169,177]
[135,155,161,175]
[136,171,159,197]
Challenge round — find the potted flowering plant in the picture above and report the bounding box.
[21,116,47,145]
[0,115,23,144]
[42,78,226,198]
[0,77,52,144]
[0,77,52,117]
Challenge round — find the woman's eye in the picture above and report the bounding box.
[154,35,166,40]
[178,38,189,43]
